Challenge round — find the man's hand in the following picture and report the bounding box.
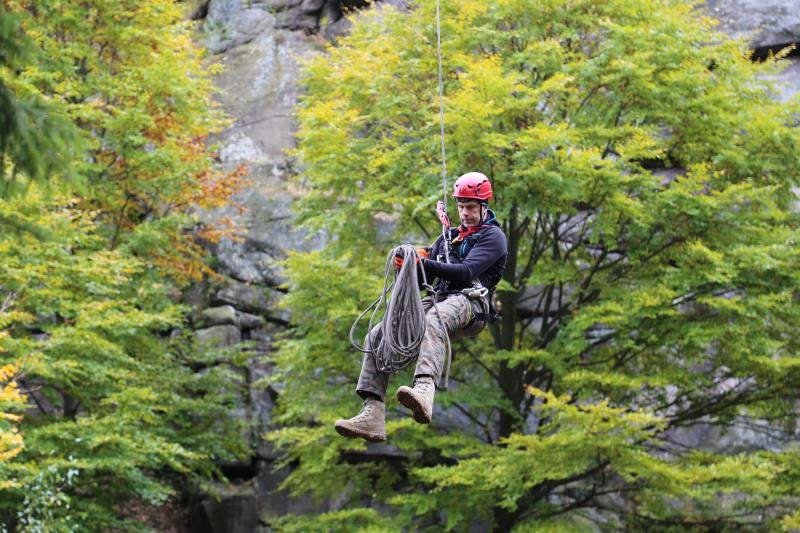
[394,247,429,269]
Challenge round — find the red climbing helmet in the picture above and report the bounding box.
[452,172,493,202]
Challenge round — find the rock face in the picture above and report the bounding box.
[763,56,800,103]
[707,0,800,101]
[203,7,321,290]
[187,1,408,529]
[203,0,404,50]
[186,0,800,530]
[196,324,242,347]
[205,0,273,54]
[704,0,800,50]
[188,482,259,532]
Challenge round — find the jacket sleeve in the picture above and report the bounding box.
[423,227,507,283]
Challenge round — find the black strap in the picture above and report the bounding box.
[473,312,498,323]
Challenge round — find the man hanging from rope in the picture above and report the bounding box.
[334,172,508,442]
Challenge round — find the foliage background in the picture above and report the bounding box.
[0,1,248,529]
[267,0,800,530]
[1,0,800,530]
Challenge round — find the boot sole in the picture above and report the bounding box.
[334,422,386,442]
[396,387,432,424]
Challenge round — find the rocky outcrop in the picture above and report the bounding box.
[188,482,259,532]
[705,0,800,51]
[202,0,408,52]
[187,4,323,529]
[707,0,800,102]
[767,59,800,103]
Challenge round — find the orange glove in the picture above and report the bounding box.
[394,247,429,269]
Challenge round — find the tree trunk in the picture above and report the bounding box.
[63,392,79,420]
[493,505,520,533]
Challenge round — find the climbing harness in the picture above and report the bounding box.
[462,280,493,326]
[349,244,452,386]
[462,280,488,300]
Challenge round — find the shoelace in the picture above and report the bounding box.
[414,378,434,393]
[358,401,379,418]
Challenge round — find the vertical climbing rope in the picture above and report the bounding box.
[435,0,451,264]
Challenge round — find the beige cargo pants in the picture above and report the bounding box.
[356,293,484,401]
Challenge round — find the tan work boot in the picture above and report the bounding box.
[396,376,435,424]
[334,398,386,442]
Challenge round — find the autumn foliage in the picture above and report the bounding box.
[0,1,248,528]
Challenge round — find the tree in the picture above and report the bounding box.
[267,0,800,530]
[0,361,24,473]
[3,0,246,278]
[0,6,81,202]
[0,0,249,528]
[0,192,248,529]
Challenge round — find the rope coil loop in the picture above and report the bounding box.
[349,244,451,383]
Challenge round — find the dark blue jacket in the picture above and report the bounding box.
[423,209,508,294]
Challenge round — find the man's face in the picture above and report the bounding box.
[457,200,484,227]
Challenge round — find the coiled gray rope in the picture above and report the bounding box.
[349,244,451,385]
